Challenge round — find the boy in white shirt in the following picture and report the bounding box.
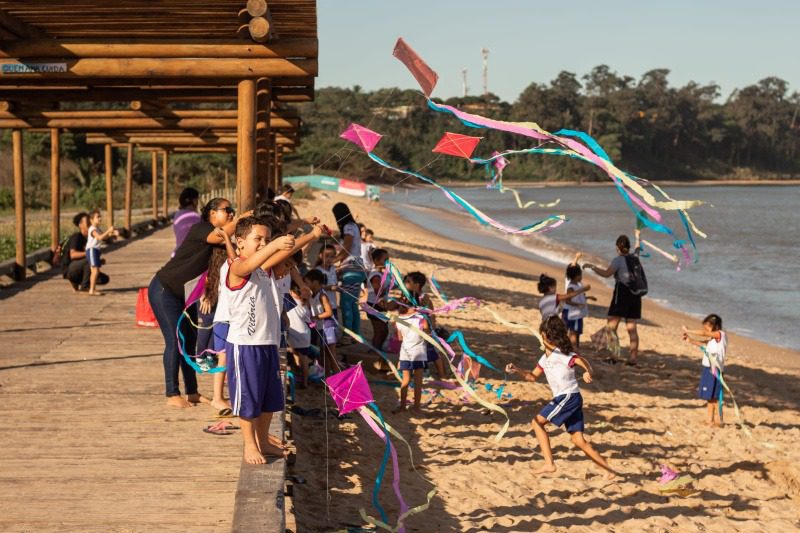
[85,208,118,295]
[507,316,617,479]
[393,304,430,413]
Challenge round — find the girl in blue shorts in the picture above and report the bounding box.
[507,316,617,478]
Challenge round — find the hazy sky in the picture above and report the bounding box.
[317,0,798,101]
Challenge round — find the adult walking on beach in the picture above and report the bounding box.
[148,197,239,408]
[332,202,367,335]
[584,235,644,365]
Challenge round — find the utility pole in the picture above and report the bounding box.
[481,47,489,99]
[461,67,468,98]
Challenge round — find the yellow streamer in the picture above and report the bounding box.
[500,186,562,209]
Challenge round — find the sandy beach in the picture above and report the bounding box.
[288,190,800,532]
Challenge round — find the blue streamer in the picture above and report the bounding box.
[176,312,226,374]
[368,403,392,525]
[445,330,501,373]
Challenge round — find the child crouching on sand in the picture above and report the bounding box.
[506,316,616,479]
[682,314,727,427]
[537,273,590,322]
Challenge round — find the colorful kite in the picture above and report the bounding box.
[325,363,436,532]
[392,37,438,97]
[340,123,383,153]
[431,132,482,159]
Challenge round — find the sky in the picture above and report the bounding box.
[316,0,799,102]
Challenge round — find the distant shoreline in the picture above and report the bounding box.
[385,179,800,189]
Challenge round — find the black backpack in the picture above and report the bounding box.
[623,254,648,297]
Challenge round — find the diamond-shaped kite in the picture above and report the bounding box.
[432,132,482,159]
[392,37,439,97]
[325,362,374,415]
[340,123,383,153]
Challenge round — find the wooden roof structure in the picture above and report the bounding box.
[1,0,317,281]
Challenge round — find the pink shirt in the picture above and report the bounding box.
[172,209,202,256]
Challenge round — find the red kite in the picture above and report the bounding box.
[432,132,482,159]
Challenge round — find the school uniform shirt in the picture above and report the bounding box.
[396,313,427,362]
[702,331,727,372]
[537,348,581,398]
[564,281,588,320]
[86,225,103,250]
[341,222,363,268]
[538,294,563,320]
[286,295,312,349]
[213,260,232,323]
[309,291,326,330]
[315,265,339,309]
[365,270,383,305]
[361,241,376,271]
[275,273,292,310]
[224,261,281,346]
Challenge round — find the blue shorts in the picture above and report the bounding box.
[226,343,284,419]
[539,392,584,433]
[425,343,439,362]
[399,360,427,371]
[87,248,102,268]
[561,309,583,334]
[698,366,722,401]
[212,322,229,352]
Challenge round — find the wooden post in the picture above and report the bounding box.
[273,144,281,191]
[256,78,271,201]
[125,143,133,231]
[50,128,60,251]
[104,144,114,227]
[12,129,25,281]
[162,151,169,217]
[237,79,257,212]
[151,151,158,219]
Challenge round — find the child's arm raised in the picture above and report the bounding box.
[230,235,295,283]
[261,225,324,272]
[570,252,583,266]
[506,362,543,383]
[214,228,237,261]
[205,210,252,245]
[572,356,594,384]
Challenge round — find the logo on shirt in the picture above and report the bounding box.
[247,296,257,336]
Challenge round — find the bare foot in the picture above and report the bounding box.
[533,463,558,476]
[211,398,231,412]
[713,420,724,428]
[244,445,266,465]
[87,291,105,296]
[258,440,288,458]
[166,396,192,408]
[187,393,211,406]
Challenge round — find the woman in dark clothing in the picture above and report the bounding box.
[583,235,642,365]
[148,197,238,408]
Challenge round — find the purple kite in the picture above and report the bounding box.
[340,123,383,153]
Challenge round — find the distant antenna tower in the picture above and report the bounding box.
[461,67,468,97]
[481,47,489,98]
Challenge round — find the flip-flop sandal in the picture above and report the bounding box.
[215,407,234,418]
[216,421,240,431]
[203,426,233,436]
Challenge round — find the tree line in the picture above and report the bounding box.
[284,65,800,183]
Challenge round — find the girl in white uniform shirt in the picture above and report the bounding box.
[682,313,727,427]
[393,304,430,413]
[507,316,617,479]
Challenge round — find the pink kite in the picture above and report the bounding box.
[432,132,482,159]
[340,123,383,153]
[392,37,439,97]
[325,363,374,414]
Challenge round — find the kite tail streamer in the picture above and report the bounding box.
[344,325,402,382]
[176,271,226,374]
[702,347,752,439]
[445,330,501,373]
[428,270,448,303]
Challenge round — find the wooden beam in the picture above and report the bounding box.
[246,0,269,17]
[0,108,298,119]
[0,38,318,59]
[50,128,60,251]
[162,151,168,216]
[105,144,114,228]
[0,11,46,40]
[151,151,158,219]
[0,75,315,89]
[248,17,270,43]
[237,79,257,212]
[256,79,271,198]
[0,118,241,129]
[12,129,25,281]
[0,58,317,79]
[125,143,134,231]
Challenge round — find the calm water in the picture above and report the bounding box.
[384,184,800,349]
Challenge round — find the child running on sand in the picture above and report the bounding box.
[393,302,430,413]
[562,253,597,349]
[85,208,119,295]
[538,272,590,321]
[224,217,323,464]
[506,316,617,479]
[682,314,727,427]
[304,269,339,375]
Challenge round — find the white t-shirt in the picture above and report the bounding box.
[309,291,327,331]
[286,295,311,349]
[213,260,232,323]
[564,281,588,320]
[702,331,727,371]
[315,265,338,309]
[537,348,580,397]
[275,273,292,310]
[396,313,427,362]
[86,225,103,250]
[341,222,363,267]
[365,270,383,305]
[538,293,562,321]
[361,241,375,271]
[275,193,292,204]
[224,263,281,346]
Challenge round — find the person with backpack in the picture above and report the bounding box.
[584,235,647,365]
